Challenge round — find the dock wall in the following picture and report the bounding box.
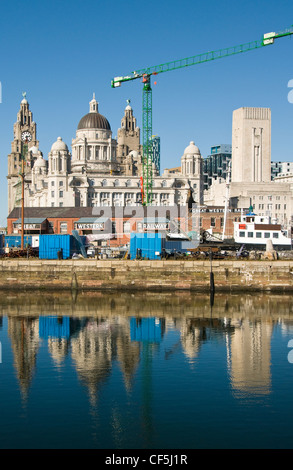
[0,259,293,292]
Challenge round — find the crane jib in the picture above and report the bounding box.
[111,25,293,204]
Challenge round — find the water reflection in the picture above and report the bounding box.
[2,291,293,403]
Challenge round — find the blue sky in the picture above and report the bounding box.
[1,0,293,225]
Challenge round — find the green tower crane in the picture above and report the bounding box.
[111,25,293,205]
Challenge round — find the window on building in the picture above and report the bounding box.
[51,181,55,186]
[239,231,245,237]
[48,222,54,233]
[59,181,63,186]
[59,191,63,198]
[211,217,216,227]
[126,180,131,187]
[256,232,262,238]
[264,233,270,238]
[60,222,67,233]
[51,191,54,197]
[273,233,279,238]
[102,179,107,187]
[248,232,253,238]
[123,221,131,233]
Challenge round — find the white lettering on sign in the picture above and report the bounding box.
[75,223,104,230]
[16,224,40,230]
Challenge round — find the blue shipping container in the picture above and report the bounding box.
[39,234,85,259]
[4,235,32,248]
[130,233,163,260]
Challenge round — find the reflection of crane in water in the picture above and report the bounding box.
[130,317,165,447]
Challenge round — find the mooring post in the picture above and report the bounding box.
[209,249,215,297]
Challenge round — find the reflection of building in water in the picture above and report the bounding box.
[70,319,114,405]
[180,322,201,361]
[69,317,144,404]
[39,316,86,365]
[176,317,235,362]
[48,338,70,366]
[116,317,140,392]
[7,317,39,400]
[228,320,273,396]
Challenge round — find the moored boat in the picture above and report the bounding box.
[234,210,292,251]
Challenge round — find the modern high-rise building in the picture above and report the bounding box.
[151,136,160,174]
[271,161,293,180]
[203,144,232,190]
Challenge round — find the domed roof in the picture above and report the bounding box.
[34,155,46,168]
[184,141,200,155]
[51,137,68,152]
[77,112,111,131]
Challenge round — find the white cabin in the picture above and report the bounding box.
[234,212,292,249]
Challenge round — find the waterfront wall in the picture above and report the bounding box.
[0,259,293,292]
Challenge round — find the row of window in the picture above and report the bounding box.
[88,179,170,188]
[255,203,286,210]
[239,231,279,239]
[253,195,287,201]
[51,191,63,198]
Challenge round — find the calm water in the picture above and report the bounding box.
[0,290,293,449]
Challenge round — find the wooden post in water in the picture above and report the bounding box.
[209,249,215,305]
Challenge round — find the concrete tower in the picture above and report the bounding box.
[232,107,271,184]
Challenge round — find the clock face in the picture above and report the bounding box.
[21,131,32,142]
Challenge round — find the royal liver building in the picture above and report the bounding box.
[7,94,203,213]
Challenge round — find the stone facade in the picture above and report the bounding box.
[7,95,203,213]
[232,107,271,184]
[0,259,292,292]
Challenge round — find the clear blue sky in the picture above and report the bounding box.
[1,0,293,225]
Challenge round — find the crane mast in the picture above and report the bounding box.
[111,25,293,205]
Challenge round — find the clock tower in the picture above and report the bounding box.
[7,93,39,213]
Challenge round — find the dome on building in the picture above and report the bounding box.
[34,154,46,168]
[77,112,111,131]
[51,137,68,152]
[184,141,200,155]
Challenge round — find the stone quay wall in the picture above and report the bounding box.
[0,259,293,292]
